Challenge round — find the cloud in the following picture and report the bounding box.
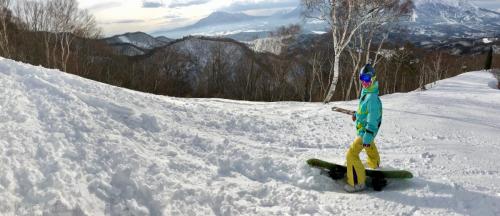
[143,0,165,8]
[159,17,190,24]
[149,14,187,22]
[169,0,210,8]
[223,0,299,12]
[163,14,182,19]
[100,19,146,25]
[87,2,122,11]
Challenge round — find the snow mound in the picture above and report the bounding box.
[1,57,500,215]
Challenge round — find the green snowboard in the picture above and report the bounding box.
[307,158,412,191]
[307,158,413,179]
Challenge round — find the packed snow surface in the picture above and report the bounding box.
[0,57,500,215]
[482,38,493,44]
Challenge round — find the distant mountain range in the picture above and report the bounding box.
[407,0,500,38]
[190,12,263,29]
[102,32,173,56]
[102,0,500,57]
[151,0,500,41]
[152,8,322,41]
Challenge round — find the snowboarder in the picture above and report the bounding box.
[344,63,383,192]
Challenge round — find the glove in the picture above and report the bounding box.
[363,143,371,148]
[352,113,356,122]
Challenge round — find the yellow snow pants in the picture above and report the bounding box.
[346,137,380,186]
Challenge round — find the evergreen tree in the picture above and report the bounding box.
[485,46,493,70]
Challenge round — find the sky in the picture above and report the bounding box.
[77,0,299,36]
[77,0,500,37]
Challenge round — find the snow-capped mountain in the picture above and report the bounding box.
[154,9,326,40]
[103,32,172,56]
[191,11,262,29]
[407,0,500,37]
[104,32,170,50]
[1,57,500,215]
[155,0,500,41]
[155,36,173,44]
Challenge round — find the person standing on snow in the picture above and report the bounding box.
[344,63,383,192]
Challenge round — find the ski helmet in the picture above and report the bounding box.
[359,64,375,82]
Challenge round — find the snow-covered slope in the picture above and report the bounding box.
[1,57,500,215]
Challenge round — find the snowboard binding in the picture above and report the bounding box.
[320,167,387,191]
[327,166,347,180]
[370,172,387,191]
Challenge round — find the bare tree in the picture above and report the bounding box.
[418,62,428,90]
[309,52,321,102]
[345,14,407,100]
[270,24,302,38]
[391,47,411,93]
[307,47,333,101]
[50,0,100,71]
[421,52,447,90]
[0,0,11,58]
[13,0,100,70]
[13,0,52,64]
[270,59,288,101]
[345,35,365,100]
[239,57,259,100]
[430,52,443,81]
[302,0,413,102]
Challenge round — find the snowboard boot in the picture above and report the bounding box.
[343,184,366,193]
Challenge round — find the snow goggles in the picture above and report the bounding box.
[359,73,372,82]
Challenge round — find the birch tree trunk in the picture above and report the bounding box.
[324,54,340,102]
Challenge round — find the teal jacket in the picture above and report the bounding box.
[355,81,383,144]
